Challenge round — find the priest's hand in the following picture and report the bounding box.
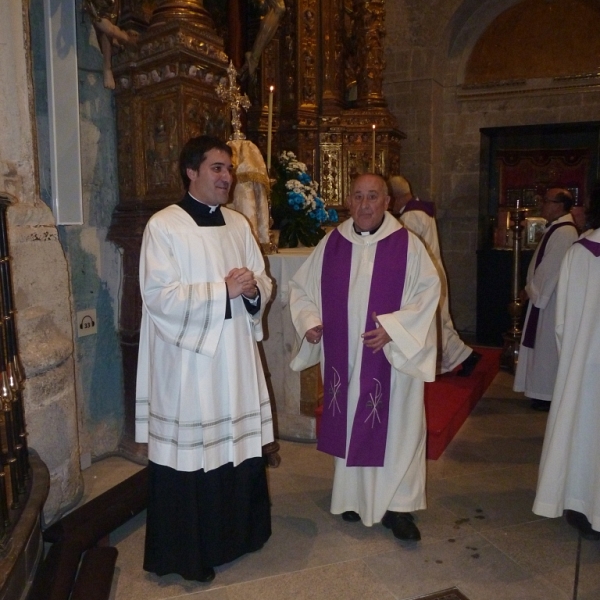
[226,268,258,299]
[305,325,323,344]
[362,312,391,353]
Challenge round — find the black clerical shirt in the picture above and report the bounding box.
[177,193,261,318]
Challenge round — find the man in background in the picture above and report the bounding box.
[533,189,600,539]
[289,173,440,542]
[513,188,578,411]
[388,175,481,376]
[136,136,274,583]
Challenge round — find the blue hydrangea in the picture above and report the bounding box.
[278,151,337,225]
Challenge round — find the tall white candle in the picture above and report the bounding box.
[267,85,274,171]
[372,124,376,172]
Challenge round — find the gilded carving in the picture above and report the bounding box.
[282,0,297,105]
[242,0,403,207]
[128,31,228,65]
[320,144,342,205]
[300,2,318,107]
[184,97,228,141]
[143,98,180,192]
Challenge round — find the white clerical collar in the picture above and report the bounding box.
[189,192,219,213]
[353,219,384,236]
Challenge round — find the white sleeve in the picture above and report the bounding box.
[139,216,227,358]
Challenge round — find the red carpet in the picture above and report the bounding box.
[425,347,501,460]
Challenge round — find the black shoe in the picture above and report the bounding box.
[341,510,361,522]
[530,399,551,412]
[457,351,482,377]
[565,510,600,541]
[198,567,216,583]
[381,511,421,541]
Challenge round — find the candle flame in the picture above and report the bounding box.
[270,85,274,92]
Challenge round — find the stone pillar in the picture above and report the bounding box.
[0,0,81,522]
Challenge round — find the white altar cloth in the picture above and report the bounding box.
[263,247,316,441]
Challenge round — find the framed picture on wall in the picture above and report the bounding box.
[525,217,546,248]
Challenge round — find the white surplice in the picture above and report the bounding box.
[289,212,440,526]
[135,205,274,473]
[533,228,600,529]
[514,213,578,401]
[399,200,472,373]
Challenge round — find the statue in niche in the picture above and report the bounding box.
[83,0,139,89]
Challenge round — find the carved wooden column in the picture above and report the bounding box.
[320,0,345,115]
[353,0,386,108]
[108,1,230,460]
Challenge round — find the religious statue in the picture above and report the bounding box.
[83,0,138,89]
[240,0,286,78]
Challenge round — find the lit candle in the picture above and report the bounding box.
[371,124,376,172]
[267,85,274,172]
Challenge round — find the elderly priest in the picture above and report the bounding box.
[289,173,440,541]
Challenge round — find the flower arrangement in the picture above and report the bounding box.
[270,151,338,248]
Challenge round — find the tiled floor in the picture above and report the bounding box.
[83,372,600,600]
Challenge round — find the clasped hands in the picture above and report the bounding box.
[225,268,258,299]
[305,312,392,353]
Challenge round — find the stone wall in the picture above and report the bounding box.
[28,0,124,472]
[384,0,600,333]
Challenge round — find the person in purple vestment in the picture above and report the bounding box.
[514,188,578,411]
[289,174,440,541]
[532,185,600,540]
[388,175,481,376]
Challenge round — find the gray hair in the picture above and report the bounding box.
[388,175,412,197]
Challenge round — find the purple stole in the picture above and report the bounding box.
[522,221,577,348]
[319,228,408,467]
[576,237,600,257]
[403,198,435,218]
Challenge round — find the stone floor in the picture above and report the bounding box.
[81,371,600,600]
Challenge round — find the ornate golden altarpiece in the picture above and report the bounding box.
[244,0,404,209]
[107,0,405,458]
